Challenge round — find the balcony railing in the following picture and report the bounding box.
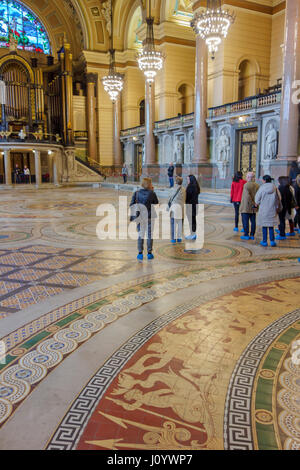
[208,90,281,119]
[120,125,145,138]
[120,91,282,137]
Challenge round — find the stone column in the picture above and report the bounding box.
[34,150,42,187]
[86,73,98,162]
[145,81,156,165]
[278,0,300,160]
[4,150,11,185]
[193,36,208,163]
[113,95,122,167]
[53,152,59,185]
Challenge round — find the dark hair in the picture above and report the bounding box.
[233,171,243,183]
[278,176,289,186]
[263,174,272,183]
[188,175,200,192]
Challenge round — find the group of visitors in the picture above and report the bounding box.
[231,166,300,247]
[130,173,200,260]
[13,163,31,184]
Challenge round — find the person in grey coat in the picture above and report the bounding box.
[255,174,282,247]
[168,176,186,243]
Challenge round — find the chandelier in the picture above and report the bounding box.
[102,0,124,101]
[137,0,164,83]
[191,0,235,60]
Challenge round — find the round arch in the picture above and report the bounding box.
[125,0,143,50]
[176,80,195,115]
[235,56,262,100]
[7,0,89,58]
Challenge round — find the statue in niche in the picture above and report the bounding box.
[265,123,277,160]
[174,136,182,163]
[216,128,230,162]
[188,132,194,162]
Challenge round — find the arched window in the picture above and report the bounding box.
[0,0,51,54]
[178,83,194,115]
[238,60,256,100]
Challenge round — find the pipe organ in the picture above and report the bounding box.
[0,38,74,145]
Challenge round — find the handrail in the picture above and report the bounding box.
[120,90,282,136]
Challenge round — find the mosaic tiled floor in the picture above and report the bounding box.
[42,277,300,451]
[0,186,299,450]
[0,245,132,315]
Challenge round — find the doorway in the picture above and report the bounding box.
[238,129,258,176]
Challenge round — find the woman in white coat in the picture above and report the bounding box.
[168,176,186,243]
[255,174,282,247]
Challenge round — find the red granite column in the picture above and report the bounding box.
[278,0,300,160]
[193,35,208,163]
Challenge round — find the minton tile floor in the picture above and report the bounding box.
[0,186,299,450]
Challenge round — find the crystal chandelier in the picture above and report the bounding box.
[137,0,164,83]
[102,0,124,101]
[191,0,235,60]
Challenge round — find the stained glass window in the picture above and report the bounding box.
[0,0,51,54]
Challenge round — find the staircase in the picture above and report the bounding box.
[75,157,106,178]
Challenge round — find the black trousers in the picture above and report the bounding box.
[278,210,287,236]
[294,209,300,228]
[233,202,240,228]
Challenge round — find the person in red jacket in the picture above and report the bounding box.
[230,171,247,232]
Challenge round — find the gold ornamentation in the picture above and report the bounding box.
[274,342,288,350]
[255,410,273,424]
[86,413,206,450]
[11,348,26,356]
[260,369,275,380]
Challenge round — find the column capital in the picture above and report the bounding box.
[86,73,98,84]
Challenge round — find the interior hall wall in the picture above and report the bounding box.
[269,11,285,86]
[208,7,272,106]
[122,66,146,129]
[155,43,195,121]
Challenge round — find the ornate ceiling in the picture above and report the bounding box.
[17,0,285,60]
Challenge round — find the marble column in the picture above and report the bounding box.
[278,0,300,160]
[193,36,208,163]
[52,152,59,185]
[145,81,156,165]
[34,150,42,187]
[86,73,98,162]
[4,149,11,185]
[113,95,122,167]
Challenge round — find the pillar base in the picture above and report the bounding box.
[266,159,296,180]
[141,163,214,188]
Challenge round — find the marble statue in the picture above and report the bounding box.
[265,123,277,160]
[216,129,230,162]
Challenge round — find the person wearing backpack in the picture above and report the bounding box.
[130,178,159,261]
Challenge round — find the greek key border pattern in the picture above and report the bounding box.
[46,271,300,450]
[223,307,300,450]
